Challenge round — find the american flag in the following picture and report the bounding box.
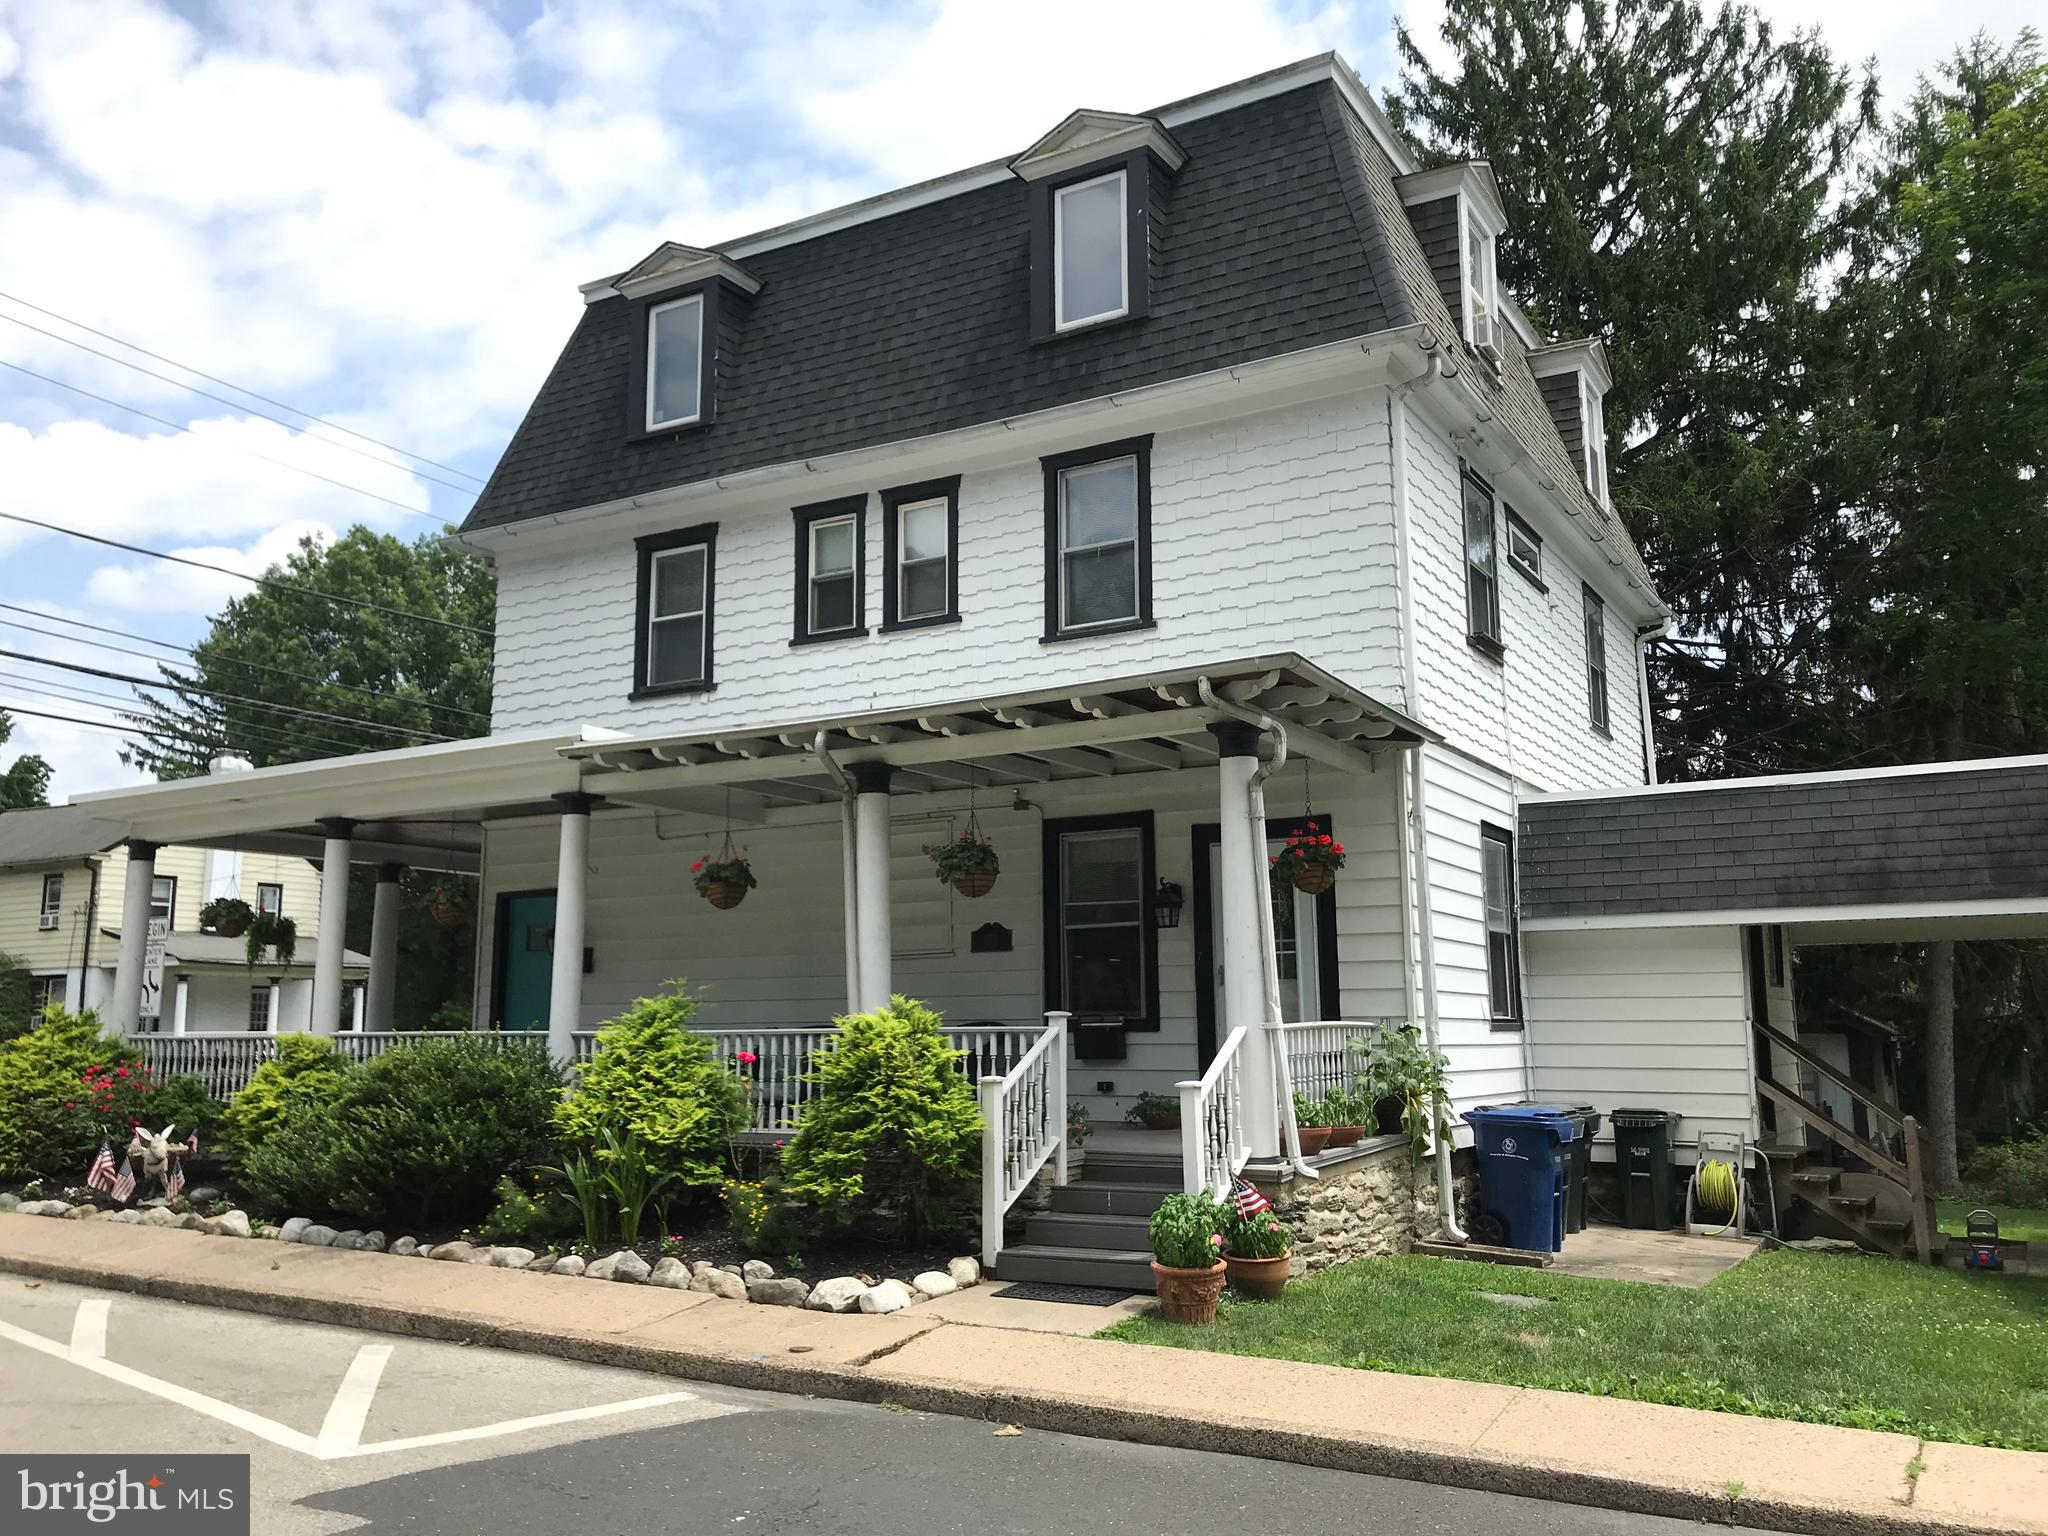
[163,1156,185,1201]
[1231,1176,1271,1218]
[84,1140,117,1194]
[109,1157,136,1204]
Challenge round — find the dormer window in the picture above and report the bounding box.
[645,294,704,430]
[1464,211,1500,353]
[1395,162,1509,358]
[1055,170,1128,331]
[1528,339,1615,508]
[1580,374,1609,506]
[610,242,760,439]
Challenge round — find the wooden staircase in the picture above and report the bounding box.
[1758,1021,1942,1264]
[990,1145,1177,1290]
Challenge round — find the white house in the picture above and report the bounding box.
[69,53,2045,1275]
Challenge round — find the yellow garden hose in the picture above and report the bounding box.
[1694,1157,1742,1235]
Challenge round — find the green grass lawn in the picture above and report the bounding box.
[1938,1200,2048,1242]
[1102,1249,2048,1449]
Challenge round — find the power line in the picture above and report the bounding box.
[0,359,444,522]
[0,288,487,485]
[0,676,364,761]
[0,310,482,496]
[0,699,264,761]
[0,605,494,722]
[0,510,495,638]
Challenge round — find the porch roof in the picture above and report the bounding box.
[66,655,1426,857]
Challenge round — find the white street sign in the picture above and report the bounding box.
[139,915,170,1021]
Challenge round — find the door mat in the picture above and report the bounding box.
[991,1281,1138,1305]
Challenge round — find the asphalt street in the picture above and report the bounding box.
[0,1276,1769,1534]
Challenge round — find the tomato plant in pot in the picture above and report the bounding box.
[692,834,757,911]
[199,897,253,939]
[1221,1202,1292,1300]
[924,814,998,898]
[1125,1091,1180,1132]
[1291,1090,1333,1155]
[1269,818,1344,896]
[1322,1088,1368,1149]
[1148,1191,1228,1323]
[1355,1023,1455,1160]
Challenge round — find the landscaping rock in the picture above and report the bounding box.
[741,1259,774,1282]
[141,1206,181,1228]
[689,1268,747,1300]
[720,1262,744,1277]
[805,1276,866,1313]
[389,1236,418,1257]
[216,1210,252,1239]
[690,1260,718,1278]
[648,1257,691,1290]
[587,1249,651,1284]
[0,1192,18,1211]
[108,1208,145,1225]
[300,1224,338,1247]
[358,1231,386,1253]
[19,1200,69,1217]
[910,1270,957,1299]
[858,1279,915,1315]
[487,1246,538,1269]
[746,1277,810,1308]
[333,1229,365,1250]
[279,1217,311,1244]
[63,1204,99,1220]
[526,1254,558,1273]
[551,1254,585,1277]
[175,1212,205,1231]
[186,1186,222,1205]
[946,1257,980,1289]
[430,1241,479,1264]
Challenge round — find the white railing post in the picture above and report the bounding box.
[1177,1076,1205,1194]
[1048,1010,1071,1187]
[978,1073,1004,1271]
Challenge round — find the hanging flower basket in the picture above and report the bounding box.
[423,881,466,930]
[1271,819,1345,896]
[199,897,252,939]
[926,815,999,899]
[693,835,757,912]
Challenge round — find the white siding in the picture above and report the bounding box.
[490,391,1405,735]
[1524,925,1756,1159]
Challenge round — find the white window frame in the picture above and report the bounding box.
[645,542,709,688]
[1462,471,1502,650]
[149,874,177,926]
[1053,169,1129,333]
[1057,455,1141,633]
[645,293,705,431]
[807,512,861,636]
[28,973,66,1022]
[894,497,950,623]
[1583,584,1610,735]
[256,881,284,917]
[38,873,62,931]
[247,984,272,1034]
[1581,375,1609,505]
[1480,825,1522,1027]
[1505,509,1543,587]
[1461,206,1500,352]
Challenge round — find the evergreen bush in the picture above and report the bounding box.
[1962,1130,2048,1208]
[0,1008,139,1180]
[220,1034,348,1158]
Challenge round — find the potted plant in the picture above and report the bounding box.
[199,897,253,938]
[1066,1100,1092,1176]
[1323,1089,1367,1149]
[1355,1023,1455,1160]
[692,846,757,911]
[1269,819,1345,895]
[1125,1091,1180,1132]
[1148,1191,1228,1323]
[423,879,466,929]
[925,826,999,897]
[1291,1091,1332,1155]
[1221,1205,1292,1300]
[244,911,296,968]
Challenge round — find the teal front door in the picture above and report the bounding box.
[495,891,556,1032]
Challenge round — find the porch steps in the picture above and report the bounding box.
[992,1145,1181,1291]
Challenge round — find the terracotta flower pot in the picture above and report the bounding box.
[1224,1251,1291,1300]
[1143,1113,1180,1132]
[211,915,249,939]
[1289,863,1337,895]
[1327,1125,1365,1149]
[1374,1095,1406,1135]
[704,881,748,911]
[1296,1126,1332,1156]
[952,868,998,898]
[1151,1259,1228,1323]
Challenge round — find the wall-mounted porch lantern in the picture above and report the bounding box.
[1150,879,1185,930]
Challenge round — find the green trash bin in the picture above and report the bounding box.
[1563,1105,1602,1233]
[1611,1108,1675,1229]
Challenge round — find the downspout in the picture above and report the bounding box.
[1196,678,1317,1180]
[79,858,101,1014]
[1635,620,1671,785]
[1389,353,1470,1242]
[812,730,862,1015]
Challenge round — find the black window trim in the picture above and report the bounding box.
[1041,810,1160,1031]
[632,523,717,698]
[1504,506,1545,590]
[256,881,284,917]
[625,280,723,441]
[790,495,869,646]
[1040,435,1154,643]
[1480,822,1523,1031]
[1028,150,1154,344]
[39,872,62,919]
[879,475,961,632]
[1582,580,1611,737]
[1461,464,1504,661]
[149,873,178,926]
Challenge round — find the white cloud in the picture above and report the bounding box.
[0,599,159,798]
[83,520,338,617]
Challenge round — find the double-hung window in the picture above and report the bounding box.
[38,873,61,931]
[644,293,705,431]
[1463,469,1502,655]
[1465,212,1499,351]
[1043,438,1151,640]
[792,498,866,643]
[256,882,284,918]
[881,477,959,630]
[1045,814,1156,1026]
[1581,376,1609,505]
[1583,584,1610,735]
[1054,169,1128,331]
[149,875,177,926]
[247,984,272,1033]
[28,974,65,1022]
[634,525,716,693]
[1480,825,1522,1028]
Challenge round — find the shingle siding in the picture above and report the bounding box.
[1519,764,2048,917]
[1407,195,1464,324]
[1537,372,1584,470]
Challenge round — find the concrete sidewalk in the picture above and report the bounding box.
[4,1215,2042,1536]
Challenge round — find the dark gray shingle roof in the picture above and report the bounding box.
[0,806,125,870]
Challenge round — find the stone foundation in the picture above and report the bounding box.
[1244,1135,1446,1274]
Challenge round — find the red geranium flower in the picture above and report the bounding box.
[736,1050,757,1066]
[1320,834,1332,845]
[114,1067,128,1078]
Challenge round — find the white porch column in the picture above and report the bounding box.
[266,977,282,1034]
[350,983,367,1032]
[308,817,355,1036]
[366,862,403,1033]
[547,792,594,1065]
[1212,724,1281,1160]
[851,763,894,1012]
[172,974,190,1036]
[107,839,158,1035]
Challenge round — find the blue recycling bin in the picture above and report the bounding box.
[1462,1106,1577,1252]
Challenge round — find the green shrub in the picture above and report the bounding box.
[238,1036,561,1227]
[1149,1191,1227,1268]
[0,953,30,1046]
[220,1034,347,1158]
[722,1177,800,1253]
[478,1172,581,1246]
[1962,1130,2048,1208]
[56,1061,222,1165]
[778,996,982,1240]
[0,1009,139,1180]
[553,982,747,1190]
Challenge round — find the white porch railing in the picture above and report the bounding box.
[977,1011,1070,1270]
[137,1031,548,1099]
[1280,1019,1390,1107]
[1179,1025,1249,1197]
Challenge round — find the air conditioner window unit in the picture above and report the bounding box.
[38,914,59,930]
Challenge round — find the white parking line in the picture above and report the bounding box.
[317,1344,392,1455]
[69,1297,108,1361]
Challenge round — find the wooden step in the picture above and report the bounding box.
[1077,1153,1183,1187]
[1024,1210,1154,1252]
[1828,1194,1876,1219]
[1050,1180,1175,1217]
[1792,1169,1841,1194]
[992,1243,1152,1290]
[1866,1217,1909,1240]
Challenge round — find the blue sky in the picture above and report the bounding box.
[0,0,2027,800]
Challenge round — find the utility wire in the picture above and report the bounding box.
[0,677,365,761]
[0,360,443,522]
[0,606,494,722]
[0,510,495,637]
[0,310,481,497]
[0,700,306,763]
[0,287,487,485]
